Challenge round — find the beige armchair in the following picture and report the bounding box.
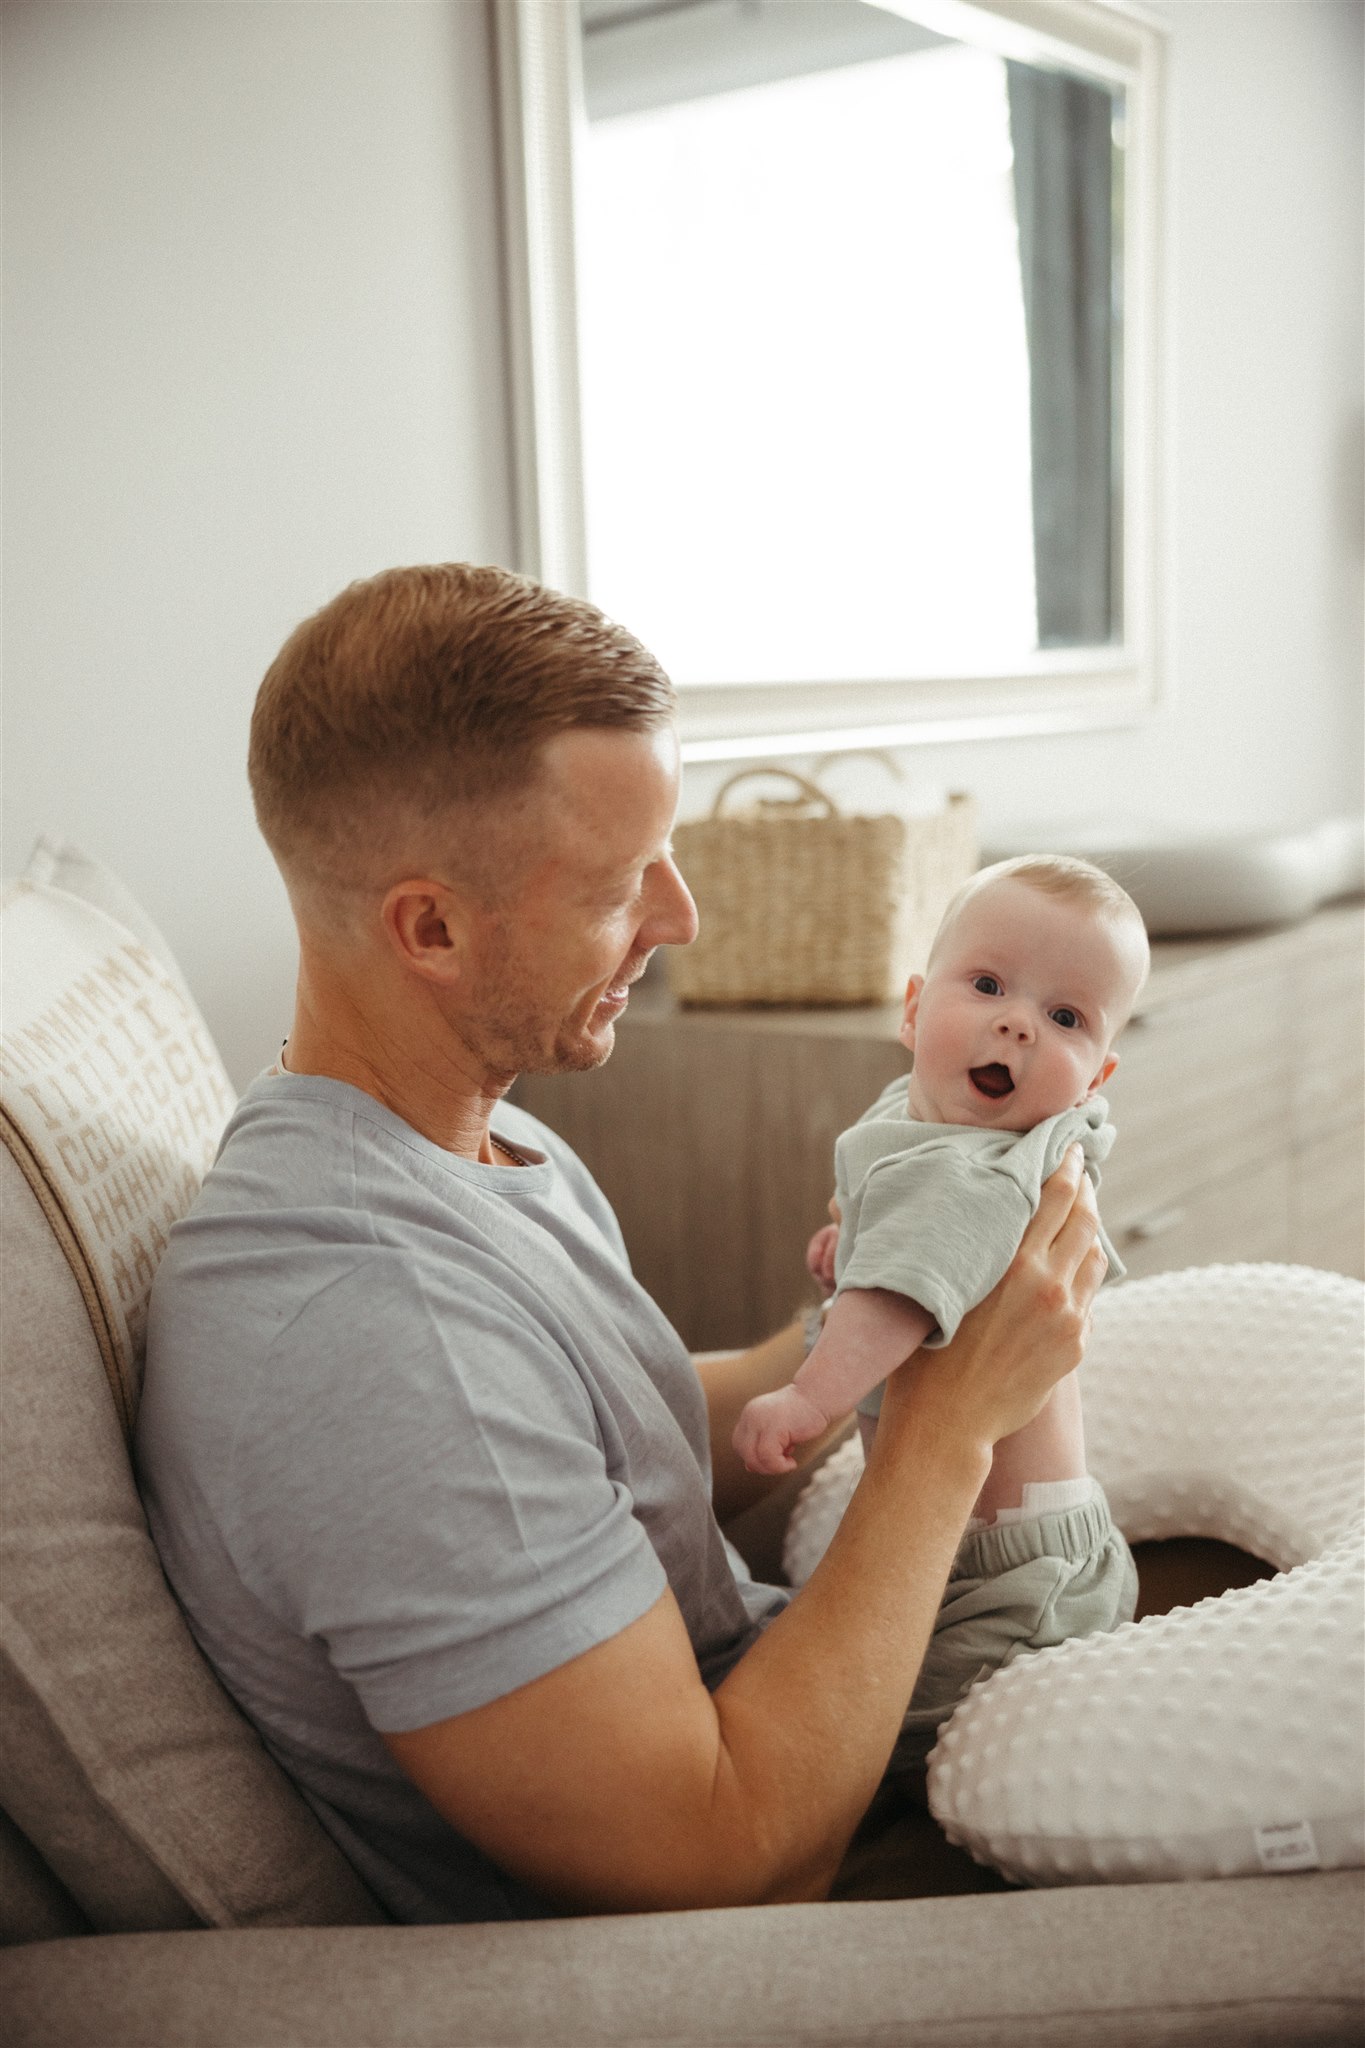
[2,845,1360,2047]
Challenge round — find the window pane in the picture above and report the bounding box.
[577,42,1039,685]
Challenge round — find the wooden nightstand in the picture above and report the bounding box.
[515,900,1364,1350]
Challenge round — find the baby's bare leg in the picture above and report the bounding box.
[858,1372,1086,1513]
[970,1367,1086,1521]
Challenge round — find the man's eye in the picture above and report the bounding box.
[1051,1007,1080,1030]
[972,975,1001,995]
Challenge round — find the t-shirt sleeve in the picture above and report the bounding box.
[224,1253,667,1732]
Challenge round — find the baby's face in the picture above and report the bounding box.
[900,879,1146,1132]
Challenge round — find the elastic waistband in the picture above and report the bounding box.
[951,1490,1119,1579]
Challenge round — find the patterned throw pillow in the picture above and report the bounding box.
[0,849,235,1434]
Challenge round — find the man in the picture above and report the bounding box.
[136,563,1109,1923]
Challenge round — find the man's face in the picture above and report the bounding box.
[458,725,698,1078]
[900,879,1144,1132]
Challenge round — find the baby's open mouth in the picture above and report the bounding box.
[970,1063,1015,1100]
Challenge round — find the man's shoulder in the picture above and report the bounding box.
[151,1076,455,1341]
[194,1070,535,1226]
[199,1067,380,1198]
[150,1071,623,1355]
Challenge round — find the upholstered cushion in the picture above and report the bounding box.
[0,1809,90,1947]
[0,849,384,1931]
[0,1145,383,1930]
[0,1871,1361,2047]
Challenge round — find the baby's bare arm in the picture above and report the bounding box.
[732,1289,936,1475]
[793,1288,936,1422]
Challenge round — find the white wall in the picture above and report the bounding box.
[4,2,1362,1087]
[2,1,512,1083]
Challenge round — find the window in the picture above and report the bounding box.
[496,0,1164,761]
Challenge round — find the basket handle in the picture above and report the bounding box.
[709,766,839,818]
[809,748,905,787]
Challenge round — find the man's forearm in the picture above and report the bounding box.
[481,1385,991,1918]
[704,1389,990,1901]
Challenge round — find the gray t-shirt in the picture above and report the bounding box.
[135,1071,787,1924]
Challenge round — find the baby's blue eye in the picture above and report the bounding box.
[973,975,1001,996]
[1051,1007,1080,1030]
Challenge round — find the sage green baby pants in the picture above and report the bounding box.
[887,1486,1138,1787]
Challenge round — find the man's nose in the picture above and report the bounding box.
[646,858,699,949]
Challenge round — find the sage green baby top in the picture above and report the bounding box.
[834,1077,1123,1372]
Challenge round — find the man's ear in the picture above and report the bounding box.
[1082,1048,1120,1100]
[380,878,471,987]
[898,974,925,1052]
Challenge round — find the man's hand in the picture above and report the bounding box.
[877,1144,1105,1459]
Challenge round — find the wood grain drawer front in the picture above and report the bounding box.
[517,1024,908,1351]
[1112,1154,1292,1283]
[1292,1126,1365,1280]
[1100,971,1292,1234]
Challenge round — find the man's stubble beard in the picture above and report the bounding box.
[522,1027,615,1077]
[460,1000,615,1082]
[456,930,617,1081]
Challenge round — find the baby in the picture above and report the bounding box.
[734,856,1151,1519]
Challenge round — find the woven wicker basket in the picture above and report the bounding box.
[668,768,979,1006]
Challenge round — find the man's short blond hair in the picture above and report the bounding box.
[929,853,1149,981]
[248,563,675,914]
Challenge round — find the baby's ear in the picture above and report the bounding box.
[1083,1049,1120,1100]
[898,974,924,1052]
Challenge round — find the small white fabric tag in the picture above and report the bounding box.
[1253,1821,1321,1873]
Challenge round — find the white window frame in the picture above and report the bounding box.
[492,0,1167,764]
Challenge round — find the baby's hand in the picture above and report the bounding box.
[805,1221,840,1295]
[732,1384,832,1475]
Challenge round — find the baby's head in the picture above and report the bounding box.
[900,856,1150,1132]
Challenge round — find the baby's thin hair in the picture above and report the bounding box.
[929,854,1149,970]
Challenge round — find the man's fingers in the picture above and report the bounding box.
[1078,1232,1108,1309]
[1028,1143,1086,1249]
[1051,1171,1103,1287]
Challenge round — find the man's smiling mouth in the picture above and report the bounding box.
[969,1063,1015,1099]
[595,967,644,1011]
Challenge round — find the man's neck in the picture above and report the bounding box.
[282,981,511,1162]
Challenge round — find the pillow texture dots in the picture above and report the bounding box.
[784,1264,1364,1887]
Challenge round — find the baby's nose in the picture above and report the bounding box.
[994,1009,1034,1042]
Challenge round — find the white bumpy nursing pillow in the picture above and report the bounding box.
[784,1264,1365,1886]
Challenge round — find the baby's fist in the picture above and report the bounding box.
[732,1384,832,1476]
